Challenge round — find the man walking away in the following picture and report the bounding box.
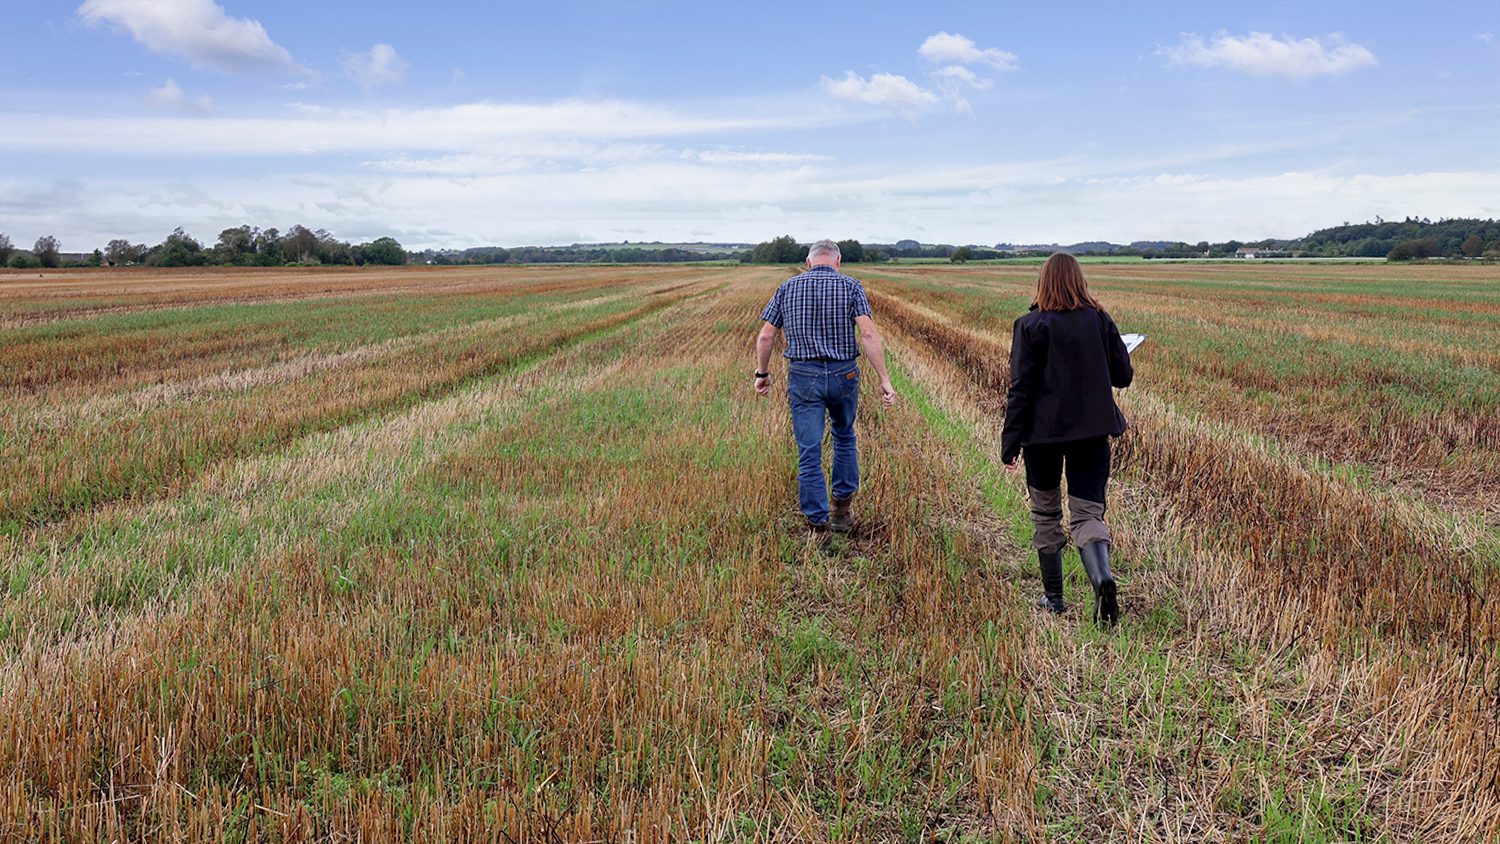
[754,239,896,534]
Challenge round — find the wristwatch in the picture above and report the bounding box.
[754,370,770,379]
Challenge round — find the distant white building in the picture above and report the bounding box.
[1236,247,1288,258]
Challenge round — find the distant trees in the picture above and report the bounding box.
[282,225,321,264]
[1302,218,1498,259]
[743,236,883,265]
[357,236,407,265]
[119,224,369,266]
[255,228,284,265]
[0,234,12,264]
[460,247,511,264]
[26,216,1498,272]
[1387,236,1439,261]
[837,239,865,263]
[145,228,208,267]
[33,236,61,268]
[106,239,148,266]
[8,251,41,269]
[746,235,808,264]
[214,226,255,263]
[320,235,353,265]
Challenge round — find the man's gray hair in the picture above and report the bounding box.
[807,239,841,262]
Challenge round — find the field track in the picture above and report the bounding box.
[1,263,1498,841]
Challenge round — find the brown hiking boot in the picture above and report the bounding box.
[830,496,853,534]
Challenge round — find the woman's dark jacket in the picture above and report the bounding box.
[1001,303,1133,463]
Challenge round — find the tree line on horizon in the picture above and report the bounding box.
[3,217,1496,270]
[741,219,1500,264]
[0,226,407,270]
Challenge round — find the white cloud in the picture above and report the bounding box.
[452,67,466,83]
[14,157,1497,252]
[1160,32,1376,79]
[822,71,940,116]
[918,32,1017,71]
[145,78,211,113]
[932,64,991,90]
[77,0,308,75]
[343,44,408,91]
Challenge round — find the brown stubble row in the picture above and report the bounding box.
[866,288,1498,646]
[0,294,688,665]
[891,261,1500,314]
[1,277,1044,840]
[1,268,718,398]
[870,285,1500,839]
[0,280,710,538]
[14,289,646,425]
[0,264,719,328]
[0,281,730,839]
[872,266,1500,525]
[0,299,710,840]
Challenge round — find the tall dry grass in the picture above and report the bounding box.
[872,282,1500,840]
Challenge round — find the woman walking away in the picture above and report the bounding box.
[1001,253,1134,625]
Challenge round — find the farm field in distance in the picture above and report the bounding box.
[1,262,1497,841]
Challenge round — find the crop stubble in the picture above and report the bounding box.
[0,262,1496,841]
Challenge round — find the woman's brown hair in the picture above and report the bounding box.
[1035,252,1102,312]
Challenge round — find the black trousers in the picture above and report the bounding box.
[1022,435,1112,552]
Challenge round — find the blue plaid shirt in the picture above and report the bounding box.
[760,265,873,361]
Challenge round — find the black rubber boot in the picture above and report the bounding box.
[1079,541,1119,626]
[1035,550,1065,613]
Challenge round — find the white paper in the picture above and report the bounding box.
[1122,333,1148,353]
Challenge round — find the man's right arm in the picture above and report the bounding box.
[754,322,778,396]
[753,288,784,397]
[854,315,896,406]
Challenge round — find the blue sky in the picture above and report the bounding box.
[1,0,1497,250]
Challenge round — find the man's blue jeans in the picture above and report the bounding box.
[787,359,860,524]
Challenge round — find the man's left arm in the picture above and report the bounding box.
[850,284,896,406]
[854,316,896,406]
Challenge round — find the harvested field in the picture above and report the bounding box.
[1,262,1497,841]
